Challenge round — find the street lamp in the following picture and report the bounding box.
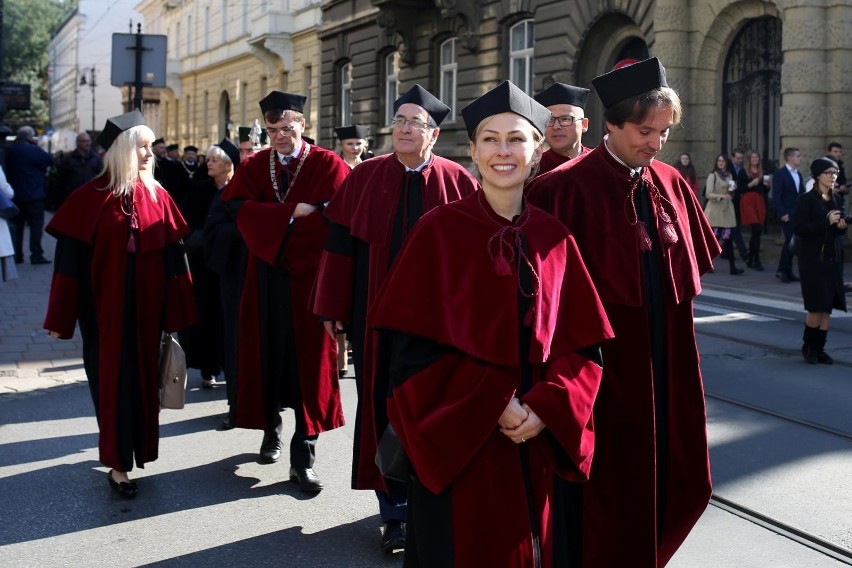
[79,66,96,132]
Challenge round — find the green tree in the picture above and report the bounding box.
[2,0,75,130]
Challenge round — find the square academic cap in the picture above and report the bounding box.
[96,109,145,151]
[393,84,451,126]
[533,83,590,110]
[259,91,307,114]
[461,80,551,140]
[592,57,668,109]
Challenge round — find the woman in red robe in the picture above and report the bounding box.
[370,81,613,567]
[44,110,195,498]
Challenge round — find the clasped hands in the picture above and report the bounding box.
[498,397,544,444]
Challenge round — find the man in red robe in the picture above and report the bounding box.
[533,82,591,174]
[312,84,478,551]
[526,58,720,567]
[223,91,350,492]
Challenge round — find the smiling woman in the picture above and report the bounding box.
[370,80,613,567]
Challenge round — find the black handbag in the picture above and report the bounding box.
[374,424,411,482]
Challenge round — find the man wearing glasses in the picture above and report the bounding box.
[222,91,351,493]
[313,84,477,553]
[533,82,591,174]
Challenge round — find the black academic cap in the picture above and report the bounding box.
[259,91,307,114]
[96,109,146,151]
[216,137,241,169]
[184,145,198,153]
[533,83,590,110]
[461,80,551,140]
[153,137,165,146]
[335,125,369,141]
[393,84,451,126]
[592,57,668,109]
[238,127,252,142]
[302,135,316,146]
[166,143,179,151]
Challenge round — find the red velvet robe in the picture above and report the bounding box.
[223,142,348,434]
[526,142,720,567]
[43,177,195,470]
[370,192,613,567]
[312,153,478,490]
[537,145,591,175]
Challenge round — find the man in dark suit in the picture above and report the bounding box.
[772,147,803,282]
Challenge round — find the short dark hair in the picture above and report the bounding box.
[828,141,842,152]
[783,147,800,160]
[263,109,305,124]
[603,87,682,128]
[731,148,744,156]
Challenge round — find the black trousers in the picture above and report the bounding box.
[11,199,46,261]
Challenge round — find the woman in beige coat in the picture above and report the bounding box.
[704,154,744,275]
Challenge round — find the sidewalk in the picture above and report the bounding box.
[0,222,840,395]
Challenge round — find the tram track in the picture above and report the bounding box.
[709,494,852,565]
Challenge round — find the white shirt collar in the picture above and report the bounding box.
[603,135,642,178]
[277,141,307,164]
[397,154,431,172]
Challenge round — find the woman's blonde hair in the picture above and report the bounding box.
[100,124,160,200]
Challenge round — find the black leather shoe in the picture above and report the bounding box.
[107,469,138,498]
[776,272,791,283]
[259,432,281,463]
[31,256,51,265]
[381,521,406,553]
[788,273,800,282]
[730,267,744,275]
[289,467,324,492]
[218,416,235,431]
[817,351,834,365]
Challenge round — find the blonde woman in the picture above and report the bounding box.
[44,110,195,497]
[370,81,612,567]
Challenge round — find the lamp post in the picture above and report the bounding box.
[79,66,96,132]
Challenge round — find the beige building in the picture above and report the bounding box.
[135,0,324,152]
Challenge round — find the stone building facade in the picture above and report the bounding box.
[135,0,324,152]
[319,0,851,175]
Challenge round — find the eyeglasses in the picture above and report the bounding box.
[822,170,839,176]
[265,125,298,137]
[547,115,584,127]
[390,117,431,131]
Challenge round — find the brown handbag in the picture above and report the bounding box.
[158,333,187,409]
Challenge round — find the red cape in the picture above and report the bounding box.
[44,177,195,469]
[370,192,613,566]
[537,145,591,175]
[527,142,720,567]
[313,153,479,490]
[223,143,349,434]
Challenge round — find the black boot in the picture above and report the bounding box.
[802,326,819,364]
[815,329,834,365]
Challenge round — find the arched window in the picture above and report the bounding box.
[440,38,458,123]
[509,20,535,95]
[341,62,353,125]
[723,17,781,169]
[385,52,400,125]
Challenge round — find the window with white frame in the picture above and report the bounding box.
[509,20,535,95]
[204,7,210,51]
[385,52,400,125]
[241,0,248,35]
[221,0,227,44]
[176,22,181,57]
[440,38,458,122]
[341,63,353,126]
[187,15,192,55]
